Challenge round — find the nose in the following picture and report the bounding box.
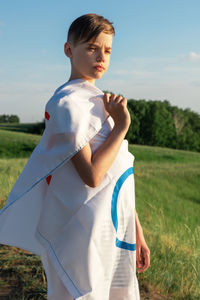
[96,49,105,62]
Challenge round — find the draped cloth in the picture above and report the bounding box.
[0,78,140,299]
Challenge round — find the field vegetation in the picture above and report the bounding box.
[0,128,199,299]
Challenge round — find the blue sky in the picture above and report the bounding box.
[0,0,200,122]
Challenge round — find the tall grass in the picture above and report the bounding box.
[0,134,199,299]
[0,129,40,158]
[0,158,28,206]
[0,245,47,299]
[130,144,200,299]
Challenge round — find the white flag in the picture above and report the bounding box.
[0,78,140,299]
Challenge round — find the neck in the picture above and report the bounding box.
[68,75,96,86]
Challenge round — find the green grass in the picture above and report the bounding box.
[0,123,36,133]
[129,144,200,299]
[0,129,41,158]
[0,122,44,135]
[0,130,200,299]
[130,143,200,163]
[0,158,28,205]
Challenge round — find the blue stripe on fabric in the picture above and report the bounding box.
[111,167,133,231]
[116,238,137,251]
[111,167,136,251]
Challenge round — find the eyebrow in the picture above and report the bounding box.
[87,43,112,50]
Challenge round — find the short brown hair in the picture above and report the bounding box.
[67,13,115,47]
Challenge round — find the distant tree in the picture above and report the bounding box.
[176,109,200,152]
[8,115,20,123]
[127,99,147,144]
[145,100,176,147]
[0,114,9,123]
[0,114,20,123]
[126,106,140,143]
[28,120,45,135]
[125,99,200,152]
[127,99,177,147]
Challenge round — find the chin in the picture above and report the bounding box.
[84,73,103,81]
[95,73,103,79]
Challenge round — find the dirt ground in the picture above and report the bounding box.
[140,290,170,300]
[0,286,171,300]
[0,245,170,300]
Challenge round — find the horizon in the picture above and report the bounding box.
[1,96,200,124]
[0,0,200,122]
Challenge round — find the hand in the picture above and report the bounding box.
[136,228,150,273]
[103,93,131,130]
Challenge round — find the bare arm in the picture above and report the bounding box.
[135,209,151,273]
[71,93,131,187]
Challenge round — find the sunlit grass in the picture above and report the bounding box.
[129,145,200,299]
[0,129,40,158]
[0,139,200,299]
[0,158,28,207]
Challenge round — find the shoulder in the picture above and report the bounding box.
[43,81,109,135]
[46,81,107,119]
[44,83,78,121]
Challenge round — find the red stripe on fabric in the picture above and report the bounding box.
[45,111,50,120]
[46,175,52,185]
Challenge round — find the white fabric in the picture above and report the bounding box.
[0,78,140,299]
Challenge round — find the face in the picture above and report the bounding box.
[64,31,113,85]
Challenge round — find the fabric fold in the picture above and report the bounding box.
[0,78,140,299]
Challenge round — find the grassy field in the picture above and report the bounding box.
[0,129,41,158]
[0,122,44,135]
[0,128,200,299]
[131,145,200,299]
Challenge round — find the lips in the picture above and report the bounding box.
[95,65,105,71]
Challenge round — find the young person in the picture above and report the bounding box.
[0,13,150,299]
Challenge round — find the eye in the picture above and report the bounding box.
[89,47,96,51]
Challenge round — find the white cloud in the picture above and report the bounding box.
[188,52,200,61]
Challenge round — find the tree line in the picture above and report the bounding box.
[0,114,20,123]
[126,99,200,152]
[1,99,200,152]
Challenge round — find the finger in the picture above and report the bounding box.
[138,259,150,273]
[137,249,146,272]
[144,251,150,271]
[120,97,127,106]
[136,245,141,269]
[109,93,117,102]
[114,95,123,103]
[138,250,150,273]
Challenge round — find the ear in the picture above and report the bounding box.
[64,42,72,58]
